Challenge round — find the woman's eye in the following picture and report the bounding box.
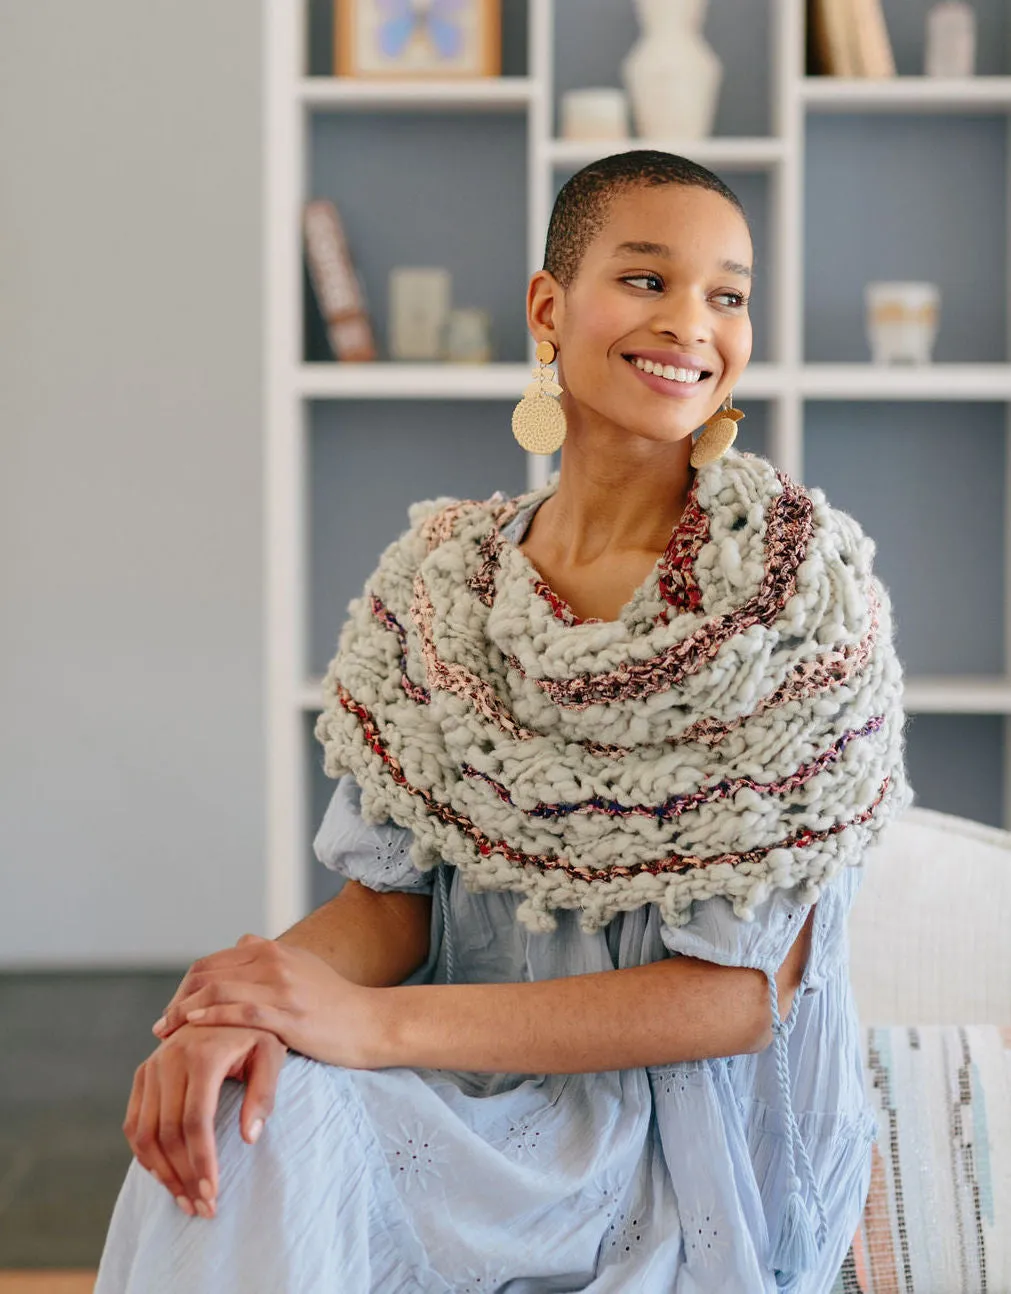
[622,273,663,291]
[715,291,748,308]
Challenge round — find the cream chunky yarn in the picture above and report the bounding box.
[315,447,913,935]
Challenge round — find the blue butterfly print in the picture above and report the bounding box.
[376,0,467,62]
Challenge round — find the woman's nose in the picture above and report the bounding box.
[651,289,710,344]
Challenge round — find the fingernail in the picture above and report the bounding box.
[198,1178,214,1202]
[249,1118,264,1144]
[194,1199,213,1220]
[175,1196,195,1216]
[152,1017,167,1034]
[187,1008,206,1021]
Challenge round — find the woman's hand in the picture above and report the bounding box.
[125,1023,286,1219]
[153,934,385,1069]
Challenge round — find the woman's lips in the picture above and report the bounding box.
[624,355,713,399]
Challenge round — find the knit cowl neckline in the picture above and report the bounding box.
[496,463,702,635]
[315,446,912,936]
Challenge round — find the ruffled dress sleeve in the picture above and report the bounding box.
[312,773,435,895]
[659,870,861,1280]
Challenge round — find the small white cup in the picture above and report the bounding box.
[864,281,941,364]
[560,88,629,140]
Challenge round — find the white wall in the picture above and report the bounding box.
[0,1,264,966]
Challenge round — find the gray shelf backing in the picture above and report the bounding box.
[904,713,1006,828]
[804,400,1006,678]
[805,114,1008,364]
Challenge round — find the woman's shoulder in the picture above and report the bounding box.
[730,449,875,554]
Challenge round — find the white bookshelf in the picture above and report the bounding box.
[265,0,1011,933]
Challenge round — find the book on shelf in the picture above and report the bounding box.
[303,198,376,362]
[808,0,896,77]
[852,0,896,77]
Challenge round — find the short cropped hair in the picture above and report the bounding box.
[543,149,750,290]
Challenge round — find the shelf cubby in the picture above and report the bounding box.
[803,113,1007,365]
[804,399,1007,678]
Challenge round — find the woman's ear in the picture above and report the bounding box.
[526,269,563,344]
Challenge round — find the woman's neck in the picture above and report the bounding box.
[536,441,696,568]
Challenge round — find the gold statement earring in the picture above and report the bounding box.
[512,339,567,455]
[690,392,745,467]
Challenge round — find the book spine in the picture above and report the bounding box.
[808,0,833,74]
[852,0,897,77]
[302,199,376,362]
[818,0,858,76]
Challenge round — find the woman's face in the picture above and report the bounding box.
[545,183,754,445]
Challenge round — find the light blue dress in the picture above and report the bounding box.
[96,505,877,1294]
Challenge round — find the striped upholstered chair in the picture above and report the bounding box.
[833,805,1011,1292]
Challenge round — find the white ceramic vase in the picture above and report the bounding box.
[621,0,723,140]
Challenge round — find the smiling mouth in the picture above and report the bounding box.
[622,355,713,385]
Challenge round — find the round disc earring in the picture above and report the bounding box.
[690,393,745,467]
[512,340,567,455]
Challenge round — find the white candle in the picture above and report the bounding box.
[560,89,629,141]
[925,3,976,78]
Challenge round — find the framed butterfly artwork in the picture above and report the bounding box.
[335,0,501,78]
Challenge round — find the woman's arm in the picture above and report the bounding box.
[375,906,814,1072]
[276,879,432,986]
[166,908,815,1073]
[154,880,430,1033]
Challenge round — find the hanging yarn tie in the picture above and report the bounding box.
[438,864,456,985]
[766,972,828,1278]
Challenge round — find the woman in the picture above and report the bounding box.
[96,150,912,1293]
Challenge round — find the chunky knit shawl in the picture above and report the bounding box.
[315,447,913,936]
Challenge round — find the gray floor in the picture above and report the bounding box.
[0,971,184,1268]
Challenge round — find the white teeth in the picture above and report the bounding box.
[632,357,703,383]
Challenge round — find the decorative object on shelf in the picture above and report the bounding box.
[444,307,492,362]
[512,339,566,454]
[560,88,629,141]
[849,0,896,76]
[690,394,744,467]
[865,282,941,365]
[303,199,376,361]
[335,0,501,78]
[925,3,976,77]
[621,0,723,140]
[388,267,452,360]
[807,0,895,77]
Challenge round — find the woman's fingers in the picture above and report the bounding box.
[175,1027,278,1215]
[179,1051,229,1215]
[185,1002,288,1040]
[239,1034,286,1145]
[156,945,264,1030]
[235,932,270,948]
[132,1060,194,1216]
[157,1064,208,1218]
[156,977,293,1039]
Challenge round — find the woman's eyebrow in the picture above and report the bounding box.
[609,240,753,279]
